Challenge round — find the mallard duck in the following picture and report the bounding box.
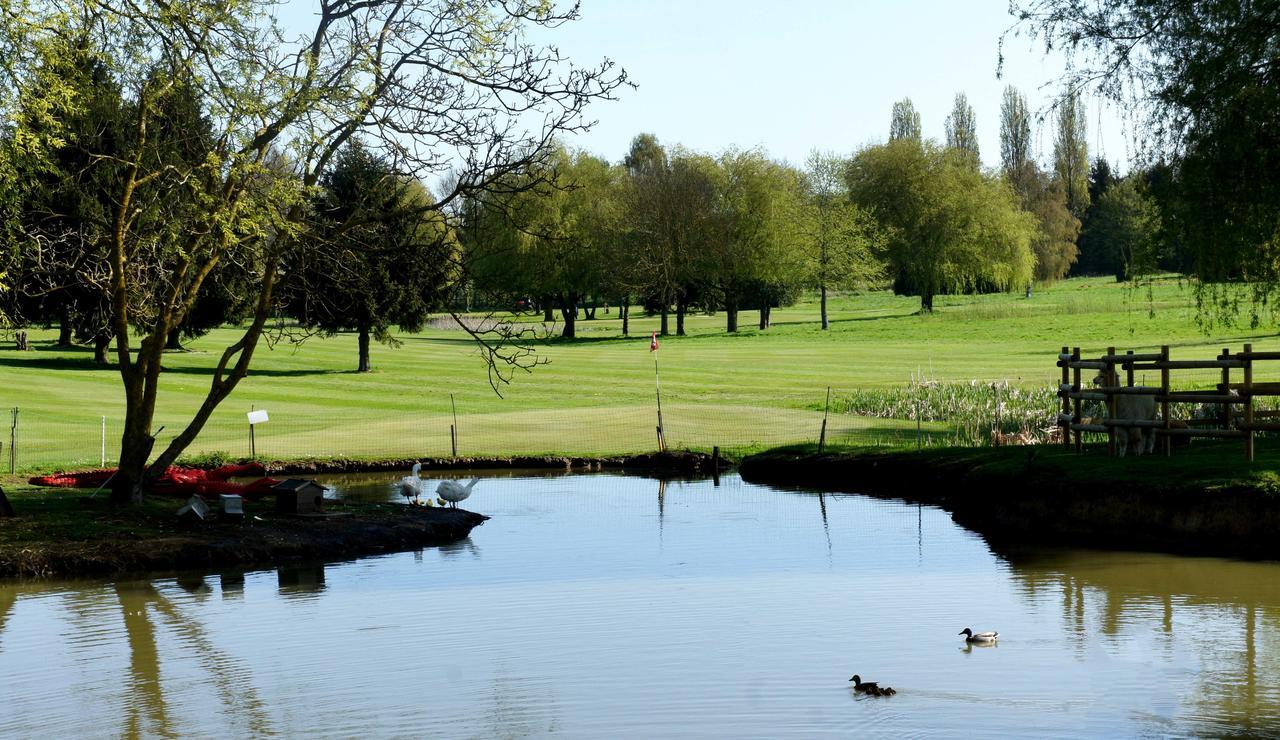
[850,675,895,696]
[959,628,999,644]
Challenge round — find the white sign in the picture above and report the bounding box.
[247,409,269,425]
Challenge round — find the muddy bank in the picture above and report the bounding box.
[739,447,1280,560]
[250,450,726,477]
[0,500,487,579]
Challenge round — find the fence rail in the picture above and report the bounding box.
[1056,343,1274,460]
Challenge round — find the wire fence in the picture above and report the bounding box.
[23,365,1263,474]
[2,397,962,474]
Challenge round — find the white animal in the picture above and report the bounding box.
[436,478,479,508]
[396,462,424,503]
[959,628,999,644]
[1093,373,1158,456]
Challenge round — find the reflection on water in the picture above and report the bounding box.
[3,472,1280,737]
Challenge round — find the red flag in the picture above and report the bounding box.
[650,331,659,352]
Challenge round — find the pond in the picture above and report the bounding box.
[3,471,1279,738]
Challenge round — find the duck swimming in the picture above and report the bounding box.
[959,628,999,644]
[849,675,895,696]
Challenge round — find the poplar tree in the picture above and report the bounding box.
[889,98,923,142]
[944,93,979,167]
[1053,91,1091,217]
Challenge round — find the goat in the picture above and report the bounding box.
[1092,372,1158,456]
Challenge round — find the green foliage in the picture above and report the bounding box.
[1015,0,1280,325]
[889,98,922,142]
[835,379,1059,446]
[846,139,1037,310]
[1023,168,1081,282]
[1052,90,1090,217]
[282,140,457,368]
[1081,178,1161,282]
[944,92,979,167]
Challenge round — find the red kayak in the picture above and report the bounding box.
[30,463,281,498]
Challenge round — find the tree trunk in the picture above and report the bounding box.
[584,304,596,320]
[560,308,576,338]
[726,302,738,333]
[621,300,630,336]
[759,305,771,330]
[357,325,371,372]
[660,306,669,336]
[165,327,185,351]
[543,303,554,323]
[676,296,686,336]
[57,313,74,347]
[560,294,578,338]
[922,293,934,312]
[820,285,829,330]
[93,335,110,364]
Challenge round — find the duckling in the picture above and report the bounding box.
[879,686,897,696]
[959,627,999,644]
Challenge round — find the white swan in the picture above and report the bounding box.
[436,478,478,508]
[959,628,998,644]
[396,462,424,503]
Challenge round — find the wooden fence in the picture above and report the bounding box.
[1056,343,1280,461]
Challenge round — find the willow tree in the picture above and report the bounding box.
[846,139,1037,312]
[1014,0,1280,324]
[0,0,626,503]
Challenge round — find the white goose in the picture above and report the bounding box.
[436,478,479,508]
[959,628,999,644]
[396,462,424,504]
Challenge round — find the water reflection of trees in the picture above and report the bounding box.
[1004,548,1280,736]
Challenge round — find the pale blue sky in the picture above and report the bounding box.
[548,0,1131,171]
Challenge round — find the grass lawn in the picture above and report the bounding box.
[3,274,1277,471]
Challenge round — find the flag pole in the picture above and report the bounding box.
[652,331,666,451]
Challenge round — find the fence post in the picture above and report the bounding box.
[1221,347,1231,431]
[1161,345,1171,457]
[818,386,830,453]
[1072,347,1082,454]
[1244,343,1254,462]
[450,394,459,457]
[1106,346,1118,457]
[8,407,16,474]
[101,416,107,468]
[1125,350,1135,388]
[1060,346,1071,450]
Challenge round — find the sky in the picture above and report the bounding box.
[543,0,1133,172]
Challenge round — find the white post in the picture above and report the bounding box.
[101,416,106,468]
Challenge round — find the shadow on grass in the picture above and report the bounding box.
[0,355,354,378]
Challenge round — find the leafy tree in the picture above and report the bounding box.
[1023,168,1080,282]
[1079,177,1161,282]
[1074,156,1118,276]
[469,146,621,339]
[1053,91,1090,217]
[625,143,721,336]
[1013,0,1280,321]
[944,93,979,167]
[281,141,457,370]
[710,149,809,332]
[889,98,923,142]
[798,151,881,330]
[999,85,1036,197]
[0,0,625,503]
[846,139,1037,311]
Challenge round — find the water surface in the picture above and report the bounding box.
[3,472,1279,738]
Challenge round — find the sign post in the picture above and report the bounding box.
[247,408,269,458]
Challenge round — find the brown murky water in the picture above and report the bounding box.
[2,472,1279,737]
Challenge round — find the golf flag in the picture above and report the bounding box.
[650,331,659,352]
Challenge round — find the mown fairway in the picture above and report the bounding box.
[4,275,1278,470]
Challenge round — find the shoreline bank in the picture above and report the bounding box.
[739,445,1280,560]
[1,451,723,579]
